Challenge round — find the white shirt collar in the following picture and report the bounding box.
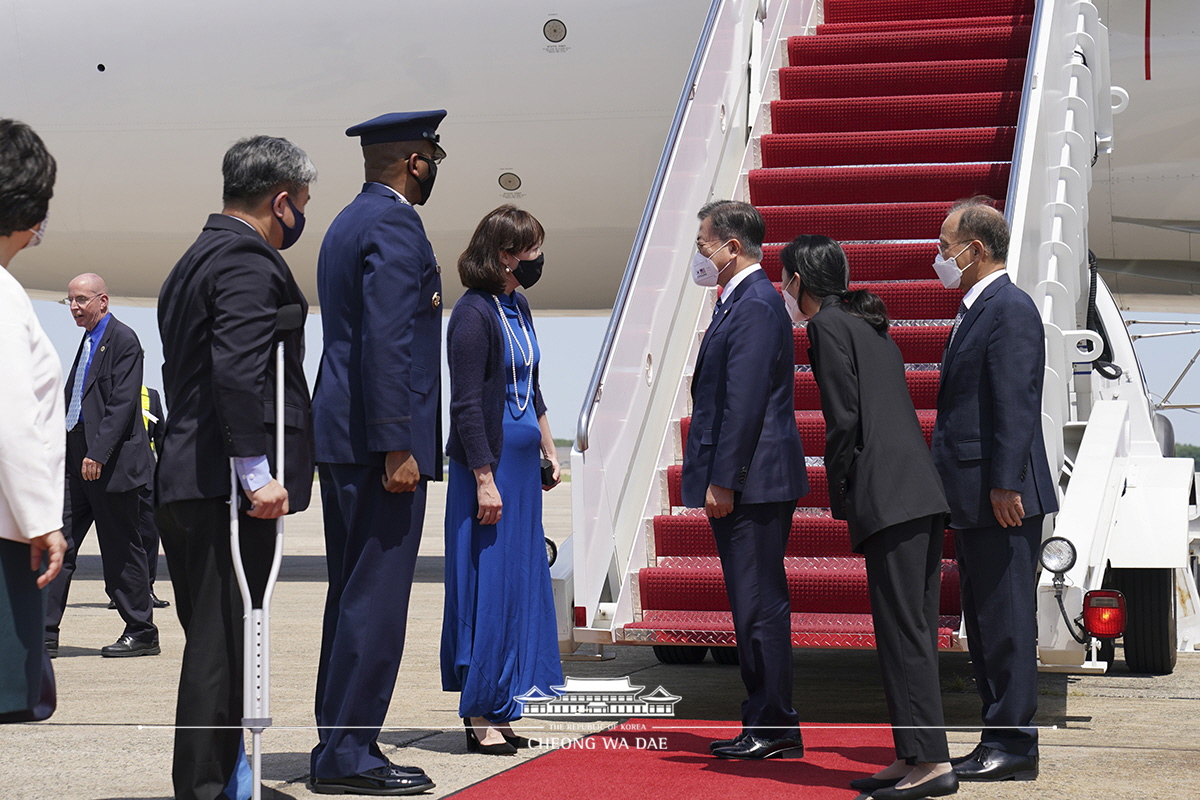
[370,182,411,205]
[223,214,258,232]
[720,263,763,301]
[963,267,1007,309]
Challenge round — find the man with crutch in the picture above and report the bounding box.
[156,135,316,800]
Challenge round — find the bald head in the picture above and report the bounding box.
[67,272,109,331]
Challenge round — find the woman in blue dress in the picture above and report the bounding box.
[442,205,563,755]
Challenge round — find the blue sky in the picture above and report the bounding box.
[32,300,1200,448]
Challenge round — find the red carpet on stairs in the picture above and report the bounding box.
[445,720,895,799]
[623,0,1035,653]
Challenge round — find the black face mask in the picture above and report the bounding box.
[511,252,544,289]
[414,155,437,204]
[275,194,305,250]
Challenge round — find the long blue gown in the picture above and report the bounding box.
[441,291,563,722]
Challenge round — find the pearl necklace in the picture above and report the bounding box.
[494,294,534,412]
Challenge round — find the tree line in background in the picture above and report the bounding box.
[1176,443,1200,468]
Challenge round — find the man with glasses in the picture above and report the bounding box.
[931,198,1057,783]
[45,273,158,658]
[309,111,446,795]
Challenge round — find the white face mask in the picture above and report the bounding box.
[690,240,733,287]
[932,242,973,290]
[782,274,808,323]
[25,215,48,249]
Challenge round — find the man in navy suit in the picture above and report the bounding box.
[681,201,808,760]
[931,200,1058,783]
[309,111,445,796]
[157,135,316,800]
[45,272,158,658]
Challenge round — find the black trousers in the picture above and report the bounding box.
[312,463,427,780]
[157,497,274,800]
[710,500,800,740]
[862,514,950,763]
[955,516,1043,757]
[137,486,160,585]
[45,425,155,642]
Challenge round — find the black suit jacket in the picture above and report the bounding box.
[806,298,948,551]
[64,314,153,493]
[932,274,1058,528]
[682,269,807,507]
[156,214,315,511]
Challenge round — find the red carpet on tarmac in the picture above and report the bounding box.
[446,720,894,798]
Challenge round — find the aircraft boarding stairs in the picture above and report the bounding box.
[621,0,1035,659]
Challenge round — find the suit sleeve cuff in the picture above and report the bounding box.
[234,455,272,492]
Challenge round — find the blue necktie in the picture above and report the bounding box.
[65,334,91,429]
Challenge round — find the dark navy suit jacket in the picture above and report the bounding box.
[312,183,443,479]
[682,269,807,507]
[65,314,153,494]
[931,273,1058,528]
[156,214,314,511]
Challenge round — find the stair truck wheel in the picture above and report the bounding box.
[710,646,739,665]
[1113,568,1177,674]
[652,645,709,664]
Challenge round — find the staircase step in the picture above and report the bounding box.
[621,610,961,649]
[797,368,941,410]
[681,409,935,457]
[651,508,954,559]
[771,92,1021,134]
[794,325,951,367]
[749,162,1010,207]
[636,559,960,615]
[788,26,1031,67]
[763,242,944,283]
[780,59,1027,101]
[817,15,1033,35]
[824,0,1033,25]
[667,463,831,508]
[760,127,1016,169]
[761,202,994,248]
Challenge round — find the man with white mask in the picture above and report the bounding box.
[931,198,1057,784]
[681,200,808,761]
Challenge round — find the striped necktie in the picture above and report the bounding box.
[945,301,967,354]
[65,334,91,430]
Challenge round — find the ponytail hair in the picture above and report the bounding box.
[779,234,889,332]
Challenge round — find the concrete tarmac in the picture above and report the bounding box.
[3,478,1198,799]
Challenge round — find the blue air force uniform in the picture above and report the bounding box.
[310,111,445,781]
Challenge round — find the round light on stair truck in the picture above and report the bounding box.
[1039,536,1077,574]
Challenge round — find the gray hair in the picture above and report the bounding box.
[698,200,765,261]
[222,135,317,208]
[949,197,1008,264]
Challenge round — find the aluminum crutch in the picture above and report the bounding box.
[229,303,303,800]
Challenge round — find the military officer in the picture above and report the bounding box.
[309,111,445,796]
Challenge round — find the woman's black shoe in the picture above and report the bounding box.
[463,718,517,755]
[849,775,901,792]
[503,733,541,749]
[871,770,959,800]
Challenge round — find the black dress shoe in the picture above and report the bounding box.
[871,770,959,800]
[952,745,1037,782]
[463,718,517,755]
[950,748,1036,786]
[100,634,160,658]
[309,764,434,795]
[151,592,170,609]
[44,639,58,659]
[106,599,117,610]
[711,735,804,760]
[709,731,748,752]
[949,743,984,767]
[849,774,901,792]
[502,732,541,749]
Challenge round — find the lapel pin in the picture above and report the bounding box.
[431,292,441,309]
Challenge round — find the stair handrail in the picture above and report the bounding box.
[575,0,723,453]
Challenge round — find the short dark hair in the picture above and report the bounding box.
[458,205,545,294]
[949,196,1008,263]
[698,200,764,260]
[222,135,317,209]
[0,119,56,237]
[780,234,888,332]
